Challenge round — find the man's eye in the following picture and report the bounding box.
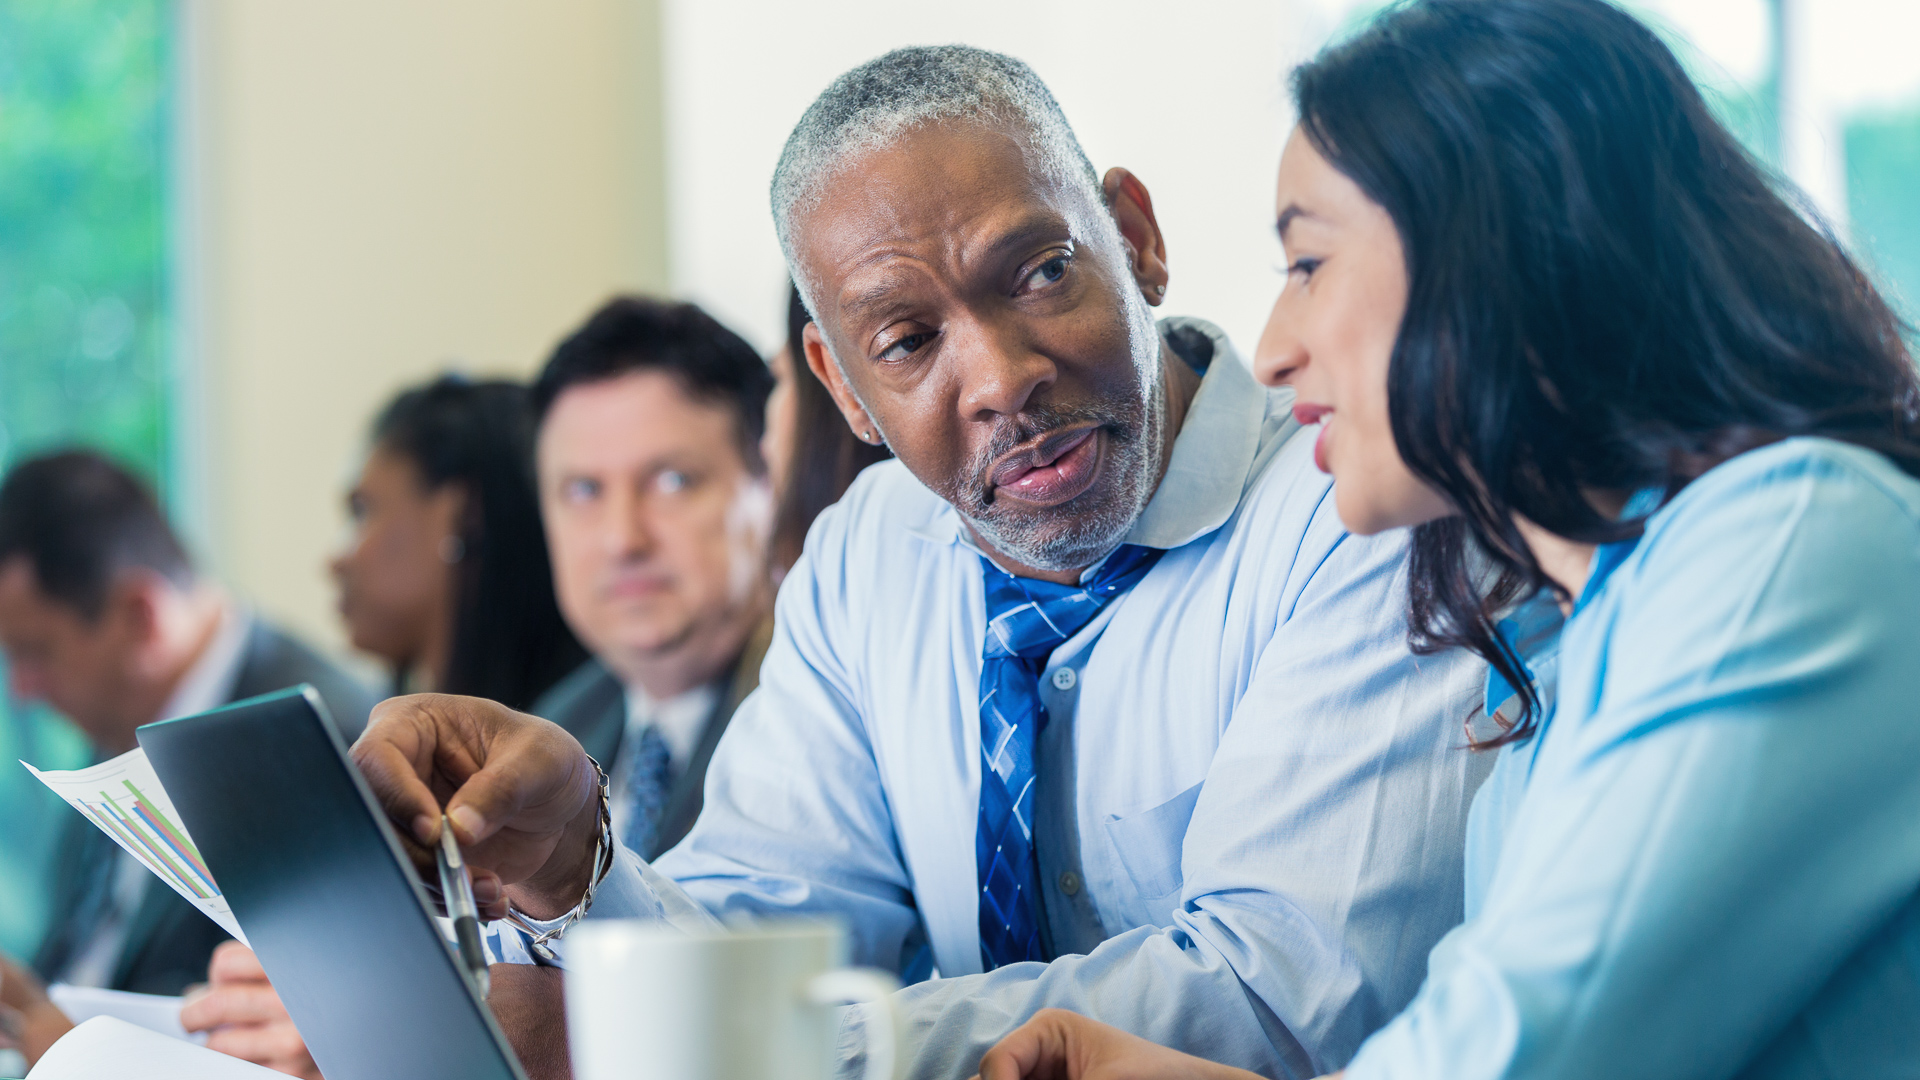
[1019,254,1070,294]
[655,470,690,495]
[878,332,934,363]
[562,477,600,503]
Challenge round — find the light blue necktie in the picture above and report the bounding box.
[618,724,676,859]
[976,544,1164,969]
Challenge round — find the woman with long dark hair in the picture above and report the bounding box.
[331,375,585,710]
[763,282,890,575]
[976,1,1920,1077]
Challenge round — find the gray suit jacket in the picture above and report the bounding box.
[533,619,771,861]
[31,619,377,995]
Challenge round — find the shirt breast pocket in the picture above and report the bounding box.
[1102,781,1204,914]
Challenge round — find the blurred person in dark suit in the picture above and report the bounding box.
[522,297,777,865]
[183,296,893,1079]
[0,449,374,1061]
[331,375,586,711]
[763,282,890,578]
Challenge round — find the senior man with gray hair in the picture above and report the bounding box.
[342,46,1489,1080]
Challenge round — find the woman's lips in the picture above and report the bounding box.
[990,426,1103,507]
[1291,404,1334,474]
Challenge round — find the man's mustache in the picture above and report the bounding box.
[963,402,1131,503]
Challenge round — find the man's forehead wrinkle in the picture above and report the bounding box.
[806,168,1064,311]
[816,120,1076,232]
[829,205,1074,323]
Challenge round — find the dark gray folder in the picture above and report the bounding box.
[138,686,526,1080]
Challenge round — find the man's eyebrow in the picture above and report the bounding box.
[841,279,908,323]
[836,215,1071,323]
[977,215,1073,265]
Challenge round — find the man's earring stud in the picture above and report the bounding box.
[1153,284,1167,296]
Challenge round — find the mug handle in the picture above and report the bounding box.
[805,967,904,1080]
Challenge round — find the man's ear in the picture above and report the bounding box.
[1102,167,1171,306]
[107,570,168,646]
[802,322,883,446]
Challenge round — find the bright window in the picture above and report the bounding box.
[1306,0,1920,327]
[0,0,170,958]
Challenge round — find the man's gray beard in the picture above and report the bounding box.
[958,298,1168,574]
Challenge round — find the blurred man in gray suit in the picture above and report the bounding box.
[176,298,784,1077]
[527,297,777,863]
[0,449,373,1058]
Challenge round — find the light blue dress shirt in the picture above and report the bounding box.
[540,319,1489,1079]
[1346,437,1920,1079]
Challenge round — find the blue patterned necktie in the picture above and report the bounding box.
[618,724,676,859]
[976,543,1164,969]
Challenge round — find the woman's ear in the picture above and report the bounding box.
[1102,167,1171,305]
[425,481,472,556]
[802,322,883,445]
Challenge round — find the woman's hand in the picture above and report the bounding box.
[0,952,74,1065]
[972,1010,1267,1080]
[180,942,323,1079]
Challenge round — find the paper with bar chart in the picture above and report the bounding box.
[22,748,249,946]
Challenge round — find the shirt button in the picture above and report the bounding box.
[1050,668,1077,691]
[1058,871,1081,895]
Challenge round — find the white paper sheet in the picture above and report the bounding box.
[27,1017,277,1079]
[21,749,248,946]
[45,986,194,1044]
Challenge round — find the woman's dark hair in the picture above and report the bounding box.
[769,282,891,572]
[1291,0,1920,743]
[371,375,586,710]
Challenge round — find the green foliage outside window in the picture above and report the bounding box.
[0,0,170,959]
[0,0,171,479]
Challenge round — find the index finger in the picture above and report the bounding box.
[353,696,467,846]
[179,983,291,1033]
[207,941,268,985]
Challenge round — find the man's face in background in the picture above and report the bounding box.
[536,371,771,685]
[0,557,144,744]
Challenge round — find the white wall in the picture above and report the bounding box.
[185,0,668,660]
[660,1,1340,361]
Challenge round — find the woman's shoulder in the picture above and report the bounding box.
[1646,436,1920,554]
[1600,437,1920,646]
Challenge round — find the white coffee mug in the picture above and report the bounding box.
[565,918,903,1080]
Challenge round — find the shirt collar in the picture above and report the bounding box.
[911,316,1268,555]
[157,602,251,723]
[1123,317,1266,549]
[1483,485,1668,723]
[1571,485,1665,616]
[624,681,722,765]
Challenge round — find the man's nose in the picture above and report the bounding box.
[955,320,1058,420]
[608,487,656,558]
[1253,289,1307,388]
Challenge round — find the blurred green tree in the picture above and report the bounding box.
[0,0,170,479]
[0,0,170,960]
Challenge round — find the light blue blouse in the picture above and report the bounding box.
[1346,437,1920,1079]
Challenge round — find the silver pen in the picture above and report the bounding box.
[437,813,491,998]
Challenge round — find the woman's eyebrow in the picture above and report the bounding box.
[1275,203,1322,241]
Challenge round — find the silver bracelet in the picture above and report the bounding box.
[498,754,614,964]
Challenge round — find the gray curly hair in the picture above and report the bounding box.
[770,45,1106,315]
